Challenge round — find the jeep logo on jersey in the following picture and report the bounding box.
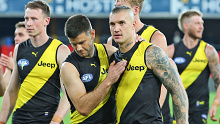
[101,68,108,74]
[174,57,186,64]
[18,59,29,70]
[126,65,145,71]
[81,74,93,83]
[193,59,207,63]
[38,61,55,69]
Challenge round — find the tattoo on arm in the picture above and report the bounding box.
[207,48,220,90]
[145,45,188,123]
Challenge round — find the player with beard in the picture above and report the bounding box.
[168,10,220,124]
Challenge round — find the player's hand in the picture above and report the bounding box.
[135,34,146,42]
[209,103,218,121]
[105,60,127,85]
[0,52,14,70]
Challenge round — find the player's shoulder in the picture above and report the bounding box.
[205,42,218,58]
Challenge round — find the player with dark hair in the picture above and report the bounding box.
[61,14,127,123]
[0,0,70,123]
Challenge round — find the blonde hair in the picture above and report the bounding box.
[15,21,25,29]
[178,10,202,33]
[121,0,144,14]
[25,0,50,17]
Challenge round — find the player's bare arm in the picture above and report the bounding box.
[0,44,20,123]
[151,31,168,54]
[50,44,71,124]
[106,36,113,46]
[145,45,188,124]
[0,65,4,96]
[167,44,175,58]
[103,44,118,58]
[206,44,220,121]
[151,31,169,107]
[206,44,220,89]
[61,60,126,116]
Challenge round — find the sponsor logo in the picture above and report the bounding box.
[193,59,207,63]
[45,112,49,116]
[101,68,108,74]
[201,114,207,119]
[196,101,205,106]
[38,61,56,69]
[32,52,38,57]
[202,119,207,124]
[18,59,29,70]
[126,65,145,71]
[90,62,96,67]
[174,57,186,64]
[186,51,192,56]
[81,74,93,82]
[122,57,127,61]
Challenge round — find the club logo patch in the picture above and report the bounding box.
[174,57,186,64]
[201,114,207,119]
[81,74,93,83]
[18,59,29,70]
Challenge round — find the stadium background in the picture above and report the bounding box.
[0,0,220,123]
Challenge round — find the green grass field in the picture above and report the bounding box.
[0,92,219,124]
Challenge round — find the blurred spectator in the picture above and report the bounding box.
[0,21,29,97]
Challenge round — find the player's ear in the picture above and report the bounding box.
[90,29,95,40]
[44,17,50,27]
[132,20,137,30]
[183,22,188,31]
[133,6,139,15]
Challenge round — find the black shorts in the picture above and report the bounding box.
[12,110,56,124]
[188,110,208,124]
[173,109,208,124]
[161,92,173,124]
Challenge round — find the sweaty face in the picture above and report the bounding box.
[187,15,204,39]
[14,27,29,44]
[68,31,95,58]
[109,11,135,45]
[24,8,49,37]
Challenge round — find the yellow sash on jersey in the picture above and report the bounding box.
[140,26,157,43]
[116,42,151,124]
[70,43,111,124]
[180,40,208,89]
[14,39,62,111]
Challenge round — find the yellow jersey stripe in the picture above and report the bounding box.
[181,40,208,89]
[70,43,111,123]
[14,39,62,110]
[116,42,151,123]
[141,26,157,43]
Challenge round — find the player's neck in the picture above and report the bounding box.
[86,45,95,58]
[182,35,199,49]
[135,17,144,33]
[30,32,49,47]
[119,34,136,53]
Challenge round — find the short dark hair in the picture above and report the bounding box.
[64,14,92,39]
[25,0,50,17]
[15,21,25,29]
